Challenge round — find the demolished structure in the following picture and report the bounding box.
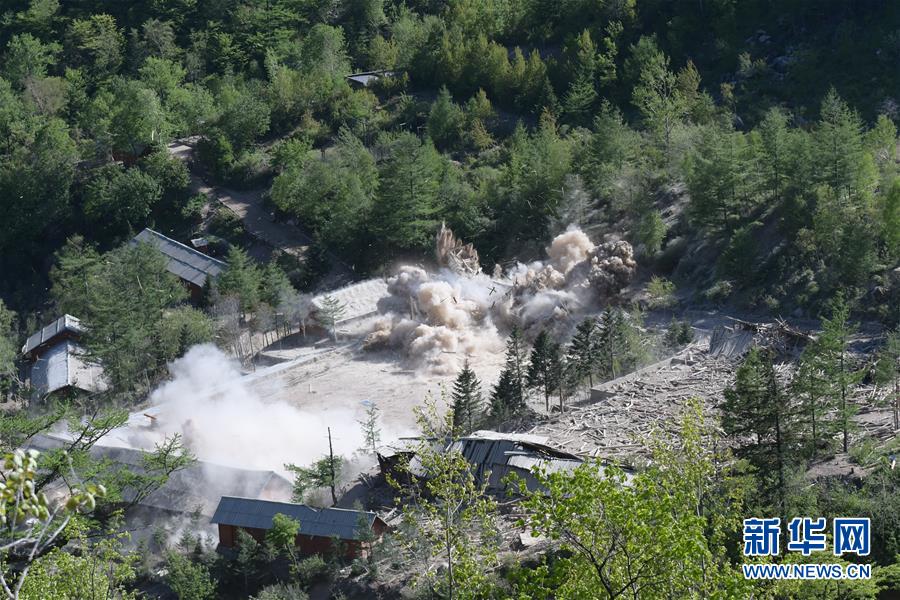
[365,225,637,373]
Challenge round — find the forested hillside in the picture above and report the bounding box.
[0,0,898,320]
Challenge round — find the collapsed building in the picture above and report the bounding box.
[378,430,593,494]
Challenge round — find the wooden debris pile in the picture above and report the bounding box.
[435,222,481,276]
[525,350,739,464]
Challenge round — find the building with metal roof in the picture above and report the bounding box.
[211,496,387,559]
[346,70,399,88]
[132,228,226,300]
[22,314,84,358]
[21,315,106,397]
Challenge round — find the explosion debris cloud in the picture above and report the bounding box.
[101,345,393,475]
[366,225,636,374]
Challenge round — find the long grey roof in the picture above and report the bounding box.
[23,314,84,356]
[132,229,226,287]
[27,436,292,517]
[211,496,378,540]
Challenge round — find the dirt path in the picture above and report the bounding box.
[167,139,356,290]
[167,139,314,257]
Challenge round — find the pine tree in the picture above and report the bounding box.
[812,294,861,453]
[874,329,900,432]
[527,330,561,412]
[595,308,643,381]
[791,346,831,458]
[489,368,520,425]
[358,401,381,454]
[316,295,346,342]
[721,347,796,510]
[451,360,482,434]
[490,329,528,422]
[566,318,598,391]
[217,246,262,316]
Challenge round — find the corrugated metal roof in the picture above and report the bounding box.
[26,437,293,517]
[29,340,106,395]
[211,496,377,540]
[132,229,226,288]
[22,315,84,356]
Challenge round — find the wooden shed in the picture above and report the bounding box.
[211,496,387,560]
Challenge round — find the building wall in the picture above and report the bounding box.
[217,524,379,560]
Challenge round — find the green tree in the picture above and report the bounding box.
[813,294,862,454]
[526,330,562,412]
[496,114,572,245]
[686,123,752,232]
[490,327,527,421]
[165,552,216,600]
[451,359,482,434]
[517,404,750,598]
[2,34,59,88]
[566,317,598,388]
[358,401,382,454]
[428,86,464,150]
[874,329,900,432]
[83,165,162,237]
[396,396,499,600]
[370,132,444,259]
[285,455,344,505]
[754,107,791,207]
[267,513,301,561]
[108,79,168,157]
[721,347,796,511]
[0,118,78,261]
[217,246,262,316]
[65,14,124,81]
[0,449,106,599]
[158,306,214,361]
[51,240,188,390]
[270,130,376,259]
[595,308,643,380]
[882,179,900,263]
[0,300,17,389]
[815,88,876,202]
[315,295,346,342]
[630,37,687,166]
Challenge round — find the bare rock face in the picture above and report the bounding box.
[435,222,481,276]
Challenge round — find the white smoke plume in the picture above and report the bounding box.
[101,345,396,475]
[365,225,636,373]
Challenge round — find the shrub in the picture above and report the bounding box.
[295,554,331,585]
[646,276,676,308]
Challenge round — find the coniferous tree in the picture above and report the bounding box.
[595,308,645,381]
[217,246,262,316]
[527,330,561,412]
[358,401,382,454]
[566,317,598,388]
[451,359,482,434]
[489,327,528,422]
[874,328,900,432]
[812,294,861,453]
[721,347,796,511]
[792,346,831,459]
